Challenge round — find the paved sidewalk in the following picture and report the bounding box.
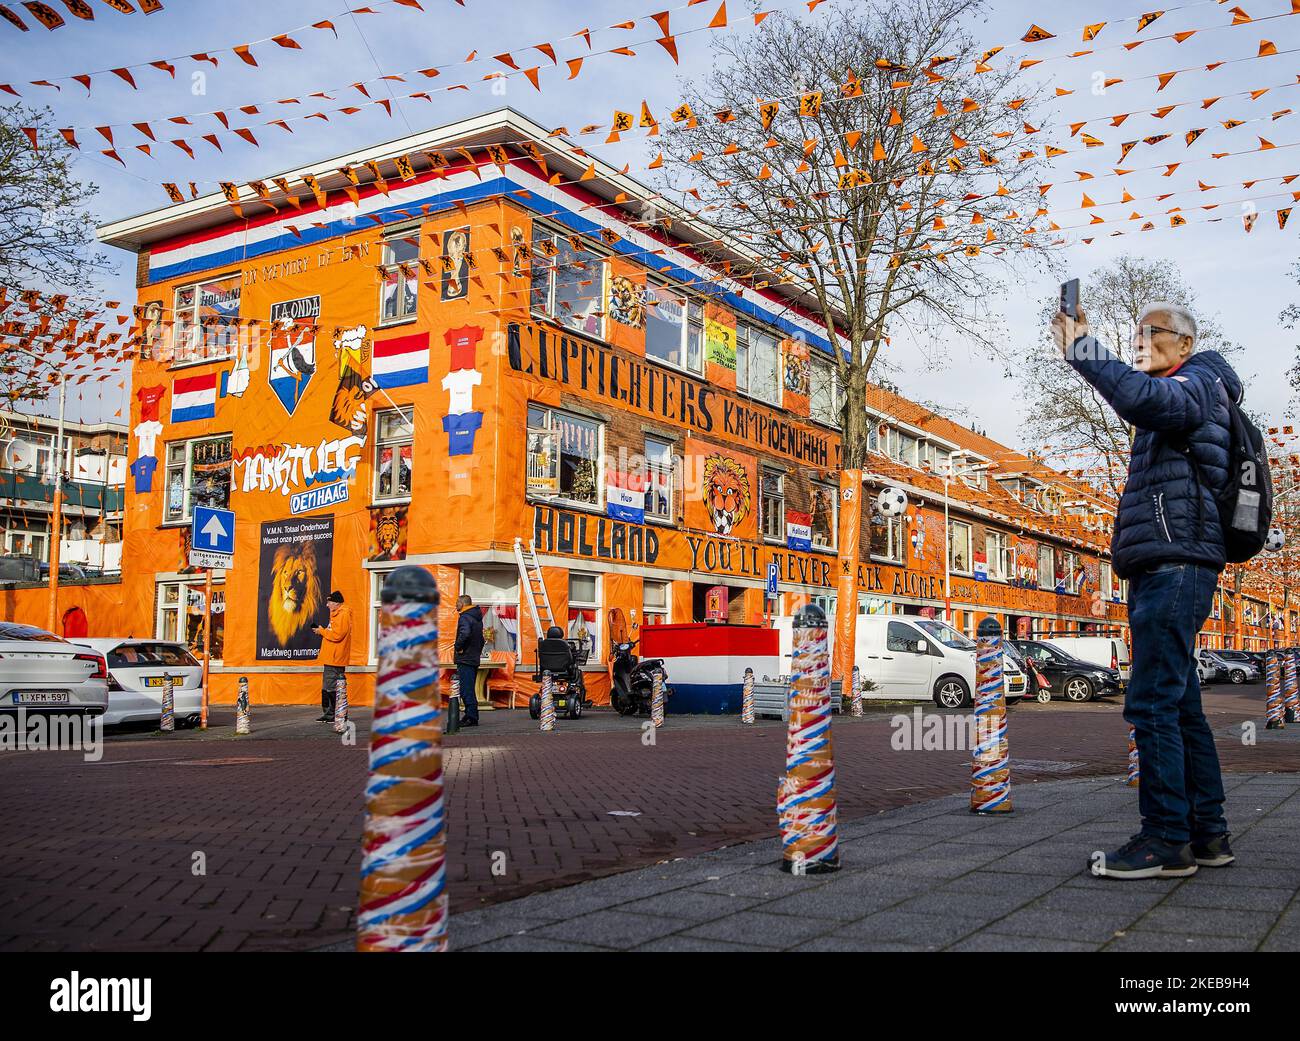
[449,772,1300,951]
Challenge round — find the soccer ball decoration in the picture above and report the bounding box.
[1265,527,1286,552]
[877,486,908,517]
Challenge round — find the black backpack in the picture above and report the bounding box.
[1177,381,1273,563]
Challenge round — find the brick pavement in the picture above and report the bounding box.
[0,685,1293,951]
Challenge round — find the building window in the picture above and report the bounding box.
[810,358,840,427]
[525,404,602,507]
[1100,561,1115,600]
[1063,550,1080,594]
[568,572,600,663]
[1038,544,1055,589]
[368,569,393,664]
[736,323,781,405]
[173,274,241,364]
[4,528,47,561]
[374,407,414,502]
[870,514,903,562]
[868,424,880,454]
[811,482,838,551]
[899,433,918,468]
[164,435,232,524]
[643,579,670,626]
[379,233,420,323]
[643,437,673,521]
[157,580,224,663]
[986,531,1013,581]
[934,447,951,475]
[760,468,785,541]
[530,225,605,338]
[462,566,520,658]
[948,520,972,574]
[644,285,703,374]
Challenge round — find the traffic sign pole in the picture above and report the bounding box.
[201,567,213,730]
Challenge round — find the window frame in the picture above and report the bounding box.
[525,403,605,511]
[810,480,838,552]
[870,513,904,563]
[171,272,242,366]
[378,230,420,326]
[529,223,607,340]
[642,579,670,626]
[735,321,782,407]
[373,406,415,504]
[643,281,704,376]
[156,578,225,665]
[643,435,675,523]
[985,530,1012,581]
[1038,544,1055,589]
[163,434,233,526]
[760,467,785,543]
[948,519,973,575]
[567,571,601,664]
[809,356,841,428]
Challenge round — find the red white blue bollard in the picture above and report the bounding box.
[160,673,175,733]
[333,673,349,734]
[1126,725,1139,788]
[1265,651,1285,730]
[539,670,556,732]
[741,667,755,724]
[970,617,1012,814]
[235,676,250,735]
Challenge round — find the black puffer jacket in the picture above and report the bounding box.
[1067,340,1242,579]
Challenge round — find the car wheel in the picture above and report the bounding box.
[1064,676,1094,703]
[1035,687,1052,704]
[933,676,971,709]
[1230,669,1245,684]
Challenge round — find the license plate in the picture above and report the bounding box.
[1010,678,1025,692]
[143,676,166,688]
[12,691,70,705]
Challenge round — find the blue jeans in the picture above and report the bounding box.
[455,663,480,723]
[1125,562,1227,844]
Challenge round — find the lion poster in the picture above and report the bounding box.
[368,505,408,562]
[256,516,335,660]
[683,438,758,541]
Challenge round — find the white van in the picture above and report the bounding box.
[1041,636,1131,683]
[775,615,1024,708]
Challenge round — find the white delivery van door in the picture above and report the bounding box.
[881,620,933,698]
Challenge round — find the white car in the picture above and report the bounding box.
[76,639,203,727]
[0,621,108,715]
[1041,636,1131,684]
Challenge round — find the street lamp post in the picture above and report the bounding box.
[941,453,989,625]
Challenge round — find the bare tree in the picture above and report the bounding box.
[1020,254,1239,500]
[0,104,113,405]
[1283,261,1300,416]
[659,0,1052,469]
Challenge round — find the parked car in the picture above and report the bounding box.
[0,621,107,715]
[1040,635,1131,684]
[75,639,203,727]
[1010,639,1123,702]
[1196,655,1221,686]
[1213,649,1264,683]
[1196,649,1255,685]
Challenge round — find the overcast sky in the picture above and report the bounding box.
[5,0,1298,443]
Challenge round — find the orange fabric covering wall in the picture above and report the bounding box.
[1,583,128,637]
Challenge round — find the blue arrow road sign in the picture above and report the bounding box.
[192,506,235,557]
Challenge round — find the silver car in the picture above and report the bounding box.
[0,622,108,715]
[76,639,203,727]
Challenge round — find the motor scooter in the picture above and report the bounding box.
[610,639,667,717]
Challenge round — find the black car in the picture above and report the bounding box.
[1010,639,1123,703]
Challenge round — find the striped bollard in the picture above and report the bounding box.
[357,566,447,953]
[971,617,1012,814]
[1126,725,1139,788]
[334,673,349,734]
[235,676,250,735]
[777,604,839,874]
[160,673,175,733]
[1265,650,1285,730]
[741,667,755,724]
[445,673,461,735]
[539,670,556,732]
[651,669,665,728]
[1283,649,1300,724]
[850,664,864,717]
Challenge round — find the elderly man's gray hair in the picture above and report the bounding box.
[1139,301,1198,344]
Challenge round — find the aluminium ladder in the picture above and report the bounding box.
[513,536,555,643]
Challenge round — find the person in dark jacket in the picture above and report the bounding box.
[1053,300,1237,879]
[453,594,485,727]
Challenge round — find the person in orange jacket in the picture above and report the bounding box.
[313,590,353,722]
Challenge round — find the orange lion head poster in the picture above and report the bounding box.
[683,437,758,541]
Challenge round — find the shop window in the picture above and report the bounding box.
[379,233,420,324]
[736,323,780,405]
[525,404,602,507]
[870,514,903,562]
[644,285,703,374]
[164,435,232,524]
[644,437,674,521]
[810,357,840,427]
[157,580,224,663]
[462,566,520,658]
[948,520,972,574]
[568,572,600,663]
[1037,544,1055,589]
[374,407,414,502]
[760,468,784,541]
[643,579,670,626]
[986,531,1013,581]
[530,225,605,338]
[173,274,241,364]
[811,482,838,551]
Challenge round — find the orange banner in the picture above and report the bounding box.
[683,436,758,542]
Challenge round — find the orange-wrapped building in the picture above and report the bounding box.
[26,109,1284,706]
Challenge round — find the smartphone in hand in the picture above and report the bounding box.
[1060,278,1080,318]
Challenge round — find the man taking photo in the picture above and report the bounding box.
[1052,299,1240,879]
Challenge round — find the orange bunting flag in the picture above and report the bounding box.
[872,138,886,160]
[708,1,726,29]
[1083,22,1105,40]
[566,58,583,79]
[759,100,778,129]
[1137,10,1163,31]
[1228,6,1250,24]
[1280,207,1292,230]
[1259,40,1277,57]
[799,91,822,117]
[910,134,927,153]
[1021,24,1054,43]
[162,182,184,203]
[219,182,244,218]
[671,102,696,127]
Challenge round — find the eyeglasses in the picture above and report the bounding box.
[1135,324,1185,339]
